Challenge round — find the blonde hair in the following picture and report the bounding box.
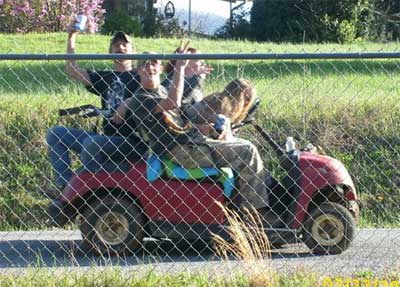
[197,78,257,125]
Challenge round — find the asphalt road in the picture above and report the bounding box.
[0,228,399,276]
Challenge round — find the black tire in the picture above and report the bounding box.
[302,202,356,255]
[79,196,145,256]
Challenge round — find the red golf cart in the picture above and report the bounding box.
[48,103,360,256]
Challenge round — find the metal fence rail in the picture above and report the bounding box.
[3,52,400,60]
[0,53,399,277]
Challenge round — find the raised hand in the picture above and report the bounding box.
[194,62,213,78]
[67,19,81,38]
[175,40,191,69]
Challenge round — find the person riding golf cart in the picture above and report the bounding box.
[48,48,360,256]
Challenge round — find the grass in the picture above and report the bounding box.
[0,269,242,287]
[3,32,400,54]
[1,268,399,287]
[0,269,322,287]
[0,33,400,229]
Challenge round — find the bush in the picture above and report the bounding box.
[142,9,183,38]
[0,0,105,33]
[216,7,252,39]
[370,1,400,40]
[250,0,373,43]
[337,20,357,43]
[102,12,142,36]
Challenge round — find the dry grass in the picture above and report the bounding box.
[212,202,276,287]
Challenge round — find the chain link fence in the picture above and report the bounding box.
[0,52,400,276]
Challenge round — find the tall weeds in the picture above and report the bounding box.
[212,202,275,286]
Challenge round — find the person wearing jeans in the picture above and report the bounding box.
[79,133,146,173]
[46,126,146,189]
[46,126,96,188]
[45,21,145,198]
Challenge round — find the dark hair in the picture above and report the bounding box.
[164,47,199,74]
[137,55,162,68]
[109,31,134,53]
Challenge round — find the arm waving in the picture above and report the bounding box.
[156,41,190,112]
[65,25,91,87]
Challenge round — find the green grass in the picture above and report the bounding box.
[0,33,400,230]
[0,269,267,287]
[3,32,400,54]
[0,269,242,287]
[0,268,399,287]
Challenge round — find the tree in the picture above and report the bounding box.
[0,0,105,33]
[142,8,183,37]
[371,0,400,40]
[250,0,373,43]
[251,0,304,42]
[216,6,252,39]
[102,0,147,16]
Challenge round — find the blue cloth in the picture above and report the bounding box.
[46,125,146,187]
[147,154,163,182]
[80,134,146,173]
[146,154,234,197]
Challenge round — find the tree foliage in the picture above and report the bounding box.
[216,7,252,39]
[250,0,374,43]
[0,0,105,33]
[142,7,183,38]
[101,12,142,36]
[102,0,182,38]
[371,0,400,40]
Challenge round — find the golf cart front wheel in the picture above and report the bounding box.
[80,196,145,256]
[303,202,356,255]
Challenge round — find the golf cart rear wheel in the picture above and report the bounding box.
[80,197,145,256]
[303,202,356,255]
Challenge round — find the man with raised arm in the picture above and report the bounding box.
[116,43,270,220]
[45,21,146,198]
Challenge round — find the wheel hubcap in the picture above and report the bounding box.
[95,211,129,245]
[312,214,345,246]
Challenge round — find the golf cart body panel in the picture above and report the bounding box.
[62,161,227,225]
[291,151,358,228]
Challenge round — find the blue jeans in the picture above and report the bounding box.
[80,134,146,173]
[46,126,147,187]
[46,126,97,187]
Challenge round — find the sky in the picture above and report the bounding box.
[167,0,232,17]
[155,0,253,34]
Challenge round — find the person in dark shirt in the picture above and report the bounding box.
[45,22,145,197]
[116,44,269,216]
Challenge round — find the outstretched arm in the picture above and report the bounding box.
[156,41,190,112]
[190,62,213,79]
[65,24,91,86]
